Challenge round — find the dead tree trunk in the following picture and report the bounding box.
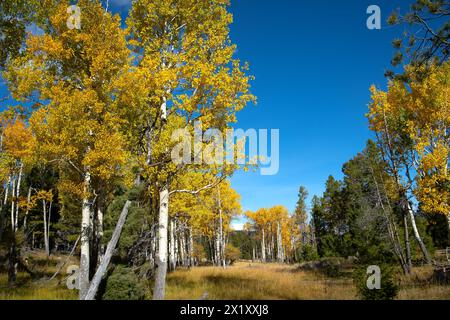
[403,214,412,269]
[406,201,432,264]
[84,201,131,300]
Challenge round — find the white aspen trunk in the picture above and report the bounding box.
[79,171,92,300]
[215,227,220,266]
[152,85,170,298]
[261,228,266,262]
[406,202,432,264]
[43,200,49,257]
[151,224,157,264]
[270,234,275,261]
[174,227,179,267]
[14,164,23,232]
[8,171,19,284]
[0,176,10,239]
[96,205,104,265]
[153,187,169,300]
[84,201,131,300]
[169,219,176,271]
[23,187,32,229]
[276,222,283,263]
[3,176,10,207]
[10,177,15,232]
[180,230,187,266]
[189,226,194,267]
[217,188,226,268]
[218,214,225,268]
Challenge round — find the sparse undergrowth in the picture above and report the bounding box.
[1,252,448,300]
[0,251,78,300]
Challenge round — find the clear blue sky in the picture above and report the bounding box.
[0,0,415,227]
[226,0,413,223]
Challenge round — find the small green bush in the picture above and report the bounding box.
[225,244,241,265]
[319,257,343,277]
[102,266,146,300]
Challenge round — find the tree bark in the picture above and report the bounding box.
[180,229,187,266]
[84,201,131,300]
[23,187,32,230]
[14,163,23,232]
[0,176,11,239]
[8,176,17,284]
[406,201,432,264]
[276,222,283,263]
[261,228,266,262]
[219,214,225,268]
[403,214,412,269]
[174,226,179,267]
[153,187,169,300]
[189,226,194,267]
[43,200,50,257]
[79,170,93,300]
[96,202,105,265]
[169,219,176,271]
[10,177,15,232]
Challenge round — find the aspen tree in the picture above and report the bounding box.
[127,0,254,299]
[5,0,131,297]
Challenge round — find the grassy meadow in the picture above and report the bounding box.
[0,251,448,300]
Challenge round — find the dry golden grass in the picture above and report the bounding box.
[165,262,357,300]
[397,266,450,300]
[0,251,78,300]
[1,252,448,300]
[165,262,450,300]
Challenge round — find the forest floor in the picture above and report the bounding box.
[0,251,449,300]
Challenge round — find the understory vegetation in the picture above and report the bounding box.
[1,252,448,300]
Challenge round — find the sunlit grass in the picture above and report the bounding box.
[397,266,450,300]
[165,262,357,300]
[165,262,449,300]
[1,252,448,300]
[0,251,79,300]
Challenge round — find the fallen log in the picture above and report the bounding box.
[84,200,132,300]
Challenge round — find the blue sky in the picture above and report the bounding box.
[226,0,413,226]
[0,0,415,228]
